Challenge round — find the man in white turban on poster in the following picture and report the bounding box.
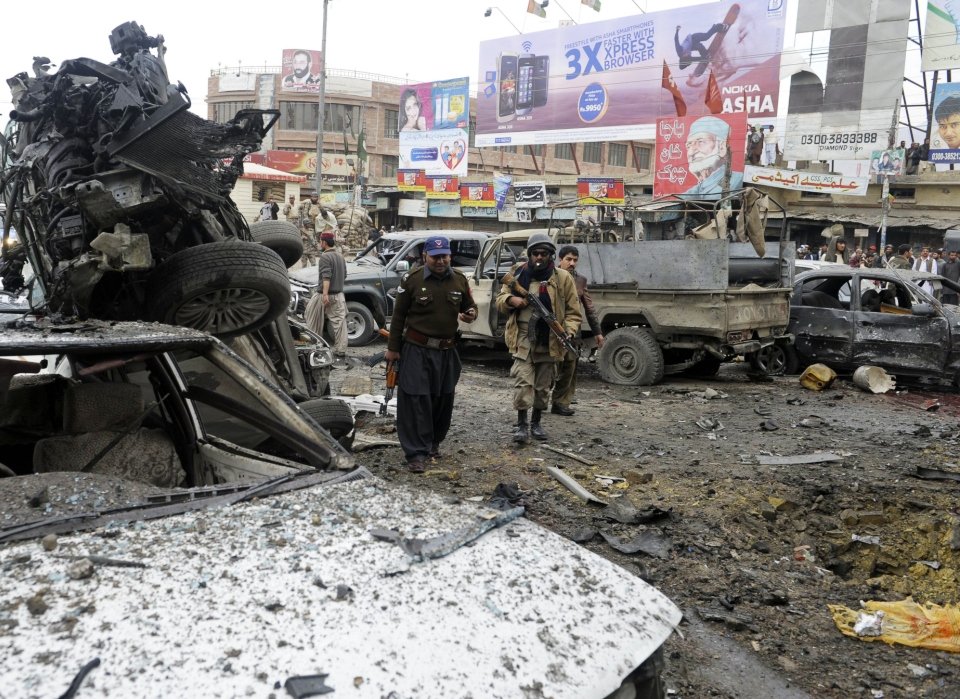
[682,115,743,199]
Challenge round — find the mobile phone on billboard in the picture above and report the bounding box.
[516,54,535,116]
[533,55,550,108]
[497,53,518,122]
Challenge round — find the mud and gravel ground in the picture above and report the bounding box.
[350,342,960,698]
[3,342,960,698]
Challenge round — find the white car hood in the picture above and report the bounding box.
[1,477,680,698]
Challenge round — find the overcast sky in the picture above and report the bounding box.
[0,0,927,133]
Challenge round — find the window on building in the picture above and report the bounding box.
[384,109,399,139]
[583,142,603,163]
[326,103,361,133]
[554,143,574,160]
[635,145,651,170]
[213,101,254,124]
[382,155,398,178]
[608,143,627,167]
[530,144,545,157]
[279,102,360,133]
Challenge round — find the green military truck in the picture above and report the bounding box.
[462,194,796,385]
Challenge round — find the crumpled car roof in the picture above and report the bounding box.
[0,319,214,356]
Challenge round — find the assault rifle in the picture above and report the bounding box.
[502,272,578,355]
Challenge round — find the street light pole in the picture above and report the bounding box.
[315,0,330,194]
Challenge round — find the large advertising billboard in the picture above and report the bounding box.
[744,166,870,196]
[476,0,786,147]
[654,113,747,199]
[281,49,322,93]
[785,0,911,161]
[930,82,960,163]
[398,77,470,177]
[922,1,960,71]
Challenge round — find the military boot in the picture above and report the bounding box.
[530,409,548,441]
[512,410,530,444]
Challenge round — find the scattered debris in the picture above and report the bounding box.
[852,366,896,394]
[851,534,881,546]
[284,673,335,698]
[830,599,960,652]
[41,534,58,552]
[696,417,724,431]
[800,364,837,391]
[540,444,596,467]
[600,530,672,559]
[546,466,607,506]
[696,607,755,632]
[786,397,806,406]
[67,558,95,580]
[913,465,960,483]
[759,420,779,431]
[600,500,671,525]
[568,526,598,543]
[369,528,402,543]
[755,453,843,466]
[488,483,527,511]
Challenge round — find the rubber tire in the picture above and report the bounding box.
[345,301,377,347]
[299,397,355,449]
[683,353,722,377]
[749,342,798,376]
[597,327,665,386]
[147,241,290,340]
[249,220,304,268]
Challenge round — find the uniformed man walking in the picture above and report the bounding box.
[385,236,478,472]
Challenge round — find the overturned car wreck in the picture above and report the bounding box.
[1,22,287,338]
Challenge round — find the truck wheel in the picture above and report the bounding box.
[346,301,377,346]
[299,397,355,450]
[147,241,290,340]
[249,220,303,268]
[749,342,798,376]
[597,327,665,386]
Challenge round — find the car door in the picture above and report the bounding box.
[851,276,949,375]
[790,275,854,368]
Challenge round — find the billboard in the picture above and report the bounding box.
[930,82,960,163]
[577,178,625,205]
[869,148,905,175]
[743,166,870,196]
[460,182,496,207]
[785,0,911,161]
[398,77,470,176]
[654,113,747,199]
[476,0,786,147]
[397,169,427,192]
[513,181,547,208]
[425,175,460,199]
[922,1,960,71]
[281,49,322,93]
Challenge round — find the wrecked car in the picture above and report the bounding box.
[0,22,287,339]
[790,267,960,386]
[0,319,354,488]
[0,467,679,698]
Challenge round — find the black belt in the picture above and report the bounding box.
[405,327,456,349]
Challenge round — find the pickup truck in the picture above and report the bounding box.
[291,231,489,346]
[462,195,795,385]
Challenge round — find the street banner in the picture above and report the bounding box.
[263,150,354,179]
[493,173,513,210]
[397,169,427,193]
[476,0,786,147]
[869,148,906,176]
[922,1,960,71]
[744,166,869,196]
[513,181,547,208]
[425,175,461,199]
[460,182,497,207]
[654,113,747,199]
[398,198,428,218]
[577,177,625,205]
[280,49,322,93]
[785,0,910,161]
[930,82,960,163]
[398,77,470,176]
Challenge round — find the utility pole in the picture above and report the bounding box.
[315,0,330,194]
[878,98,900,251]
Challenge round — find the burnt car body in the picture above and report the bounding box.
[790,267,960,385]
[0,22,288,339]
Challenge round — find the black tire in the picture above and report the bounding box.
[299,398,355,449]
[147,241,290,340]
[249,220,303,268]
[683,353,722,377]
[597,327,665,386]
[346,301,377,346]
[749,342,798,376]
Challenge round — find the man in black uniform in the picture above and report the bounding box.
[385,236,478,472]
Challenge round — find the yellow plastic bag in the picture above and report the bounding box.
[829,599,960,653]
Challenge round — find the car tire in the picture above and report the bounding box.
[249,220,303,268]
[147,241,290,340]
[346,301,377,346]
[749,342,798,376]
[299,397,355,449]
[597,327,665,386]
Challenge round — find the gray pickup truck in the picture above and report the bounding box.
[462,194,796,385]
[291,231,489,346]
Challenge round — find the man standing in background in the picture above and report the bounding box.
[305,231,348,358]
[298,192,321,267]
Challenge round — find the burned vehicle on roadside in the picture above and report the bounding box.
[790,267,960,387]
[0,22,288,339]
